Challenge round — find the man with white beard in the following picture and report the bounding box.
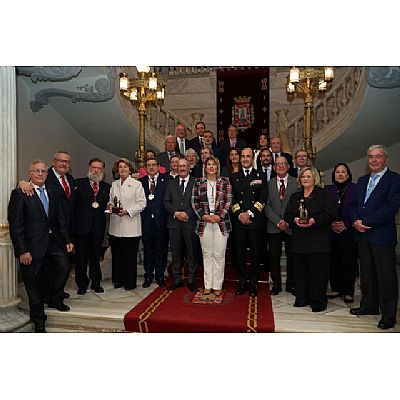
[74,158,111,295]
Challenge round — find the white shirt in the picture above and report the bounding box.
[148,173,159,191]
[276,174,289,191]
[33,184,49,201]
[52,167,70,190]
[263,165,273,181]
[179,176,189,193]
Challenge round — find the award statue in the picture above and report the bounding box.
[112,196,122,214]
[298,199,309,224]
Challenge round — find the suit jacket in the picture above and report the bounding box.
[348,169,400,245]
[188,136,203,156]
[108,176,147,237]
[191,176,232,236]
[74,178,111,237]
[139,173,171,231]
[266,175,299,234]
[230,168,268,230]
[220,138,246,167]
[46,167,76,235]
[284,187,337,253]
[157,151,176,172]
[258,166,277,182]
[175,138,191,156]
[164,176,197,230]
[8,187,70,259]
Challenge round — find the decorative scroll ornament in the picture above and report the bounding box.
[17,66,82,82]
[231,96,255,131]
[30,69,116,112]
[367,67,400,88]
[0,222,10,242]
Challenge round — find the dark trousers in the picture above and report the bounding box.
[329,230,358,296]
[269,231,293,288]
[74,232,103,290]
[169,226,197,284]
[259,228,270,271]
[358,236,398,321]
[109,235,139,289]
[233,226,263,286]
[293,252,329,309]
[142,219,169,281]
[24,235,70,326]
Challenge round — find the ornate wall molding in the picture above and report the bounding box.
[30,69,116,112]
[367,67,400,88]
[17,66,82,82]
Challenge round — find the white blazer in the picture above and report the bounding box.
[108,176,146,237]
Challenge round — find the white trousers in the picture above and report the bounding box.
[199,223,229,290]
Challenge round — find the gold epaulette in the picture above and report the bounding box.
[254,202,265,212]
[231,203,241,213]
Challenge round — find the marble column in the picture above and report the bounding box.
[0,66,32,332]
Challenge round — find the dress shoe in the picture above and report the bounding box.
[142,278,153,288]
[114,283,123,289]
[343,295,354,303]
[34,324,46,333]
[168,281,184,290]
[350,307,380,316]
[48,302,70,312]
[270,285,281,296]
[377,318,395,330]
[77,288,87,295]
[156,279,166,287]
[312,306,326,312]
[235,286,246,295]
[188,282,198,293]
[63,291,70,299]
[249,285,258,297]
[293,299,308,307]
[93,285,104,293]
[124,285,137,290]
[285,286,295,295]
[326,291,342,299]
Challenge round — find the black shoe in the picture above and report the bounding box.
[249,285,258,297]
[270,285,281,296]
[142,278,153,288]
[77,288,87,295]
[343,295,354,303]
[168,281,184,290]
[188,282,198,293]
[48,302,70,312]
[114,283,123,289]
[285,286,295,294]
[235,282,247,295]
[34,324,46,333]
[293,299,308,307]
[377,318,395,330]
[312,306,326,312]
[124,285,137,290]
[350,307,380,316]
[93,285,104,293]
[156,279,166,287]
[63,291,70,299]
[326,291,342,299]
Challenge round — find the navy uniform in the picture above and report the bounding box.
[230,168,268,295]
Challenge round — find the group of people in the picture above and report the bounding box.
[7,122,400,332]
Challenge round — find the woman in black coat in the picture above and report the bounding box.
[284,167,337,312]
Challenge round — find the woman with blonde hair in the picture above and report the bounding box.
[108,158,146,290]
[192,156,232,296]
[284,166,337,312]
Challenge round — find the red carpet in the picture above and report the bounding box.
[124,280,275,333]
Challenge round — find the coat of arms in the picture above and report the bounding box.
[231,96,255,131]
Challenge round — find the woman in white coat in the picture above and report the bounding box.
[108,158,146,290]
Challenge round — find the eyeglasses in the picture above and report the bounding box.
[296,155,308,159]
[54,158,71,164]
[30,169,48,175]
[275,162,288,167]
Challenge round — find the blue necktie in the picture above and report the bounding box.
[38,187,49,216]
[364,174,378,203]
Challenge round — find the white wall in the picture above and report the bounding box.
[16,78,119,183]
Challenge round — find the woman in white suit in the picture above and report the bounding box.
[108,158,146,290]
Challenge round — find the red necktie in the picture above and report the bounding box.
[92,181,99,196]
[279,179,285,201]
[61,175,70,199]
[150,178,155,194]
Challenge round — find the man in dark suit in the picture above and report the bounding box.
[220,125,246,168]
[157,135,177,172]
[74,158,111,295]
[270,136,294,171]
[8,160,74,332]
[203,130,221,161]
[349,145,400,330]
[258,148,276,181]
[188,121,206,156]
[175,123,190,156]
[289,149,310,178]
[139,158,171,288]
[266,156,299,295]
[230,148,268,296]
[164,158,198,292]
